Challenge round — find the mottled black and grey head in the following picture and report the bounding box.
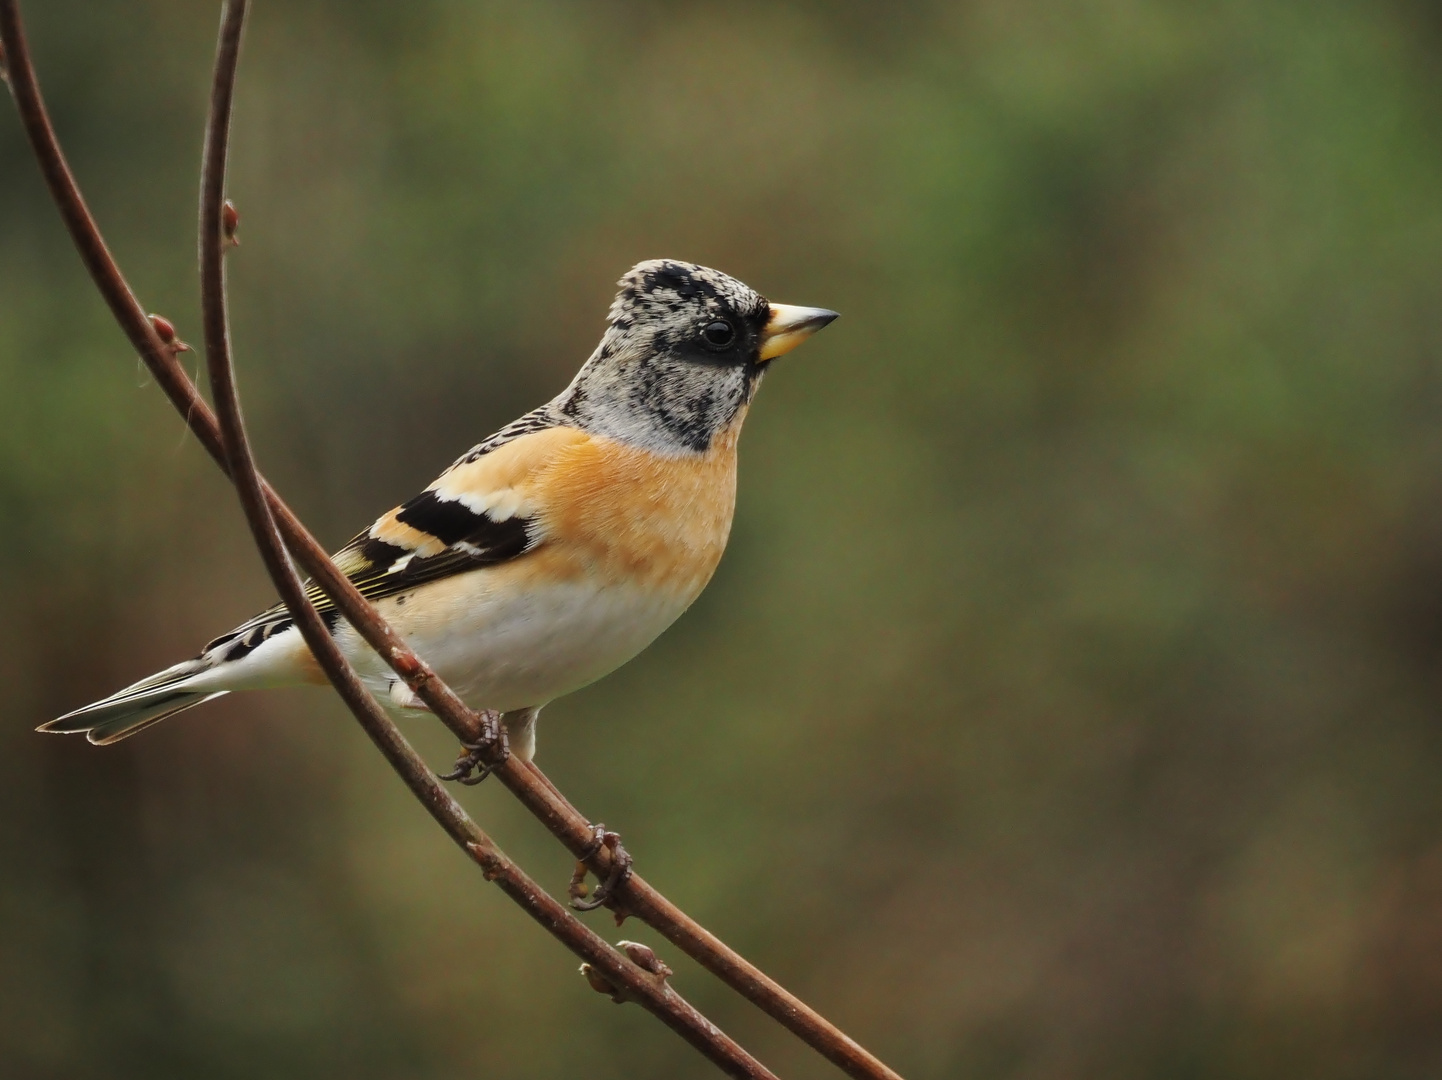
[556,260,837,455]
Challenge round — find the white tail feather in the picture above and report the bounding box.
[40,658,229,744]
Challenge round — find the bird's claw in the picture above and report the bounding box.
[569,824,633,912]
[437,709,508,785]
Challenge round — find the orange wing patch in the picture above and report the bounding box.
[367,514,450,558]
[437,426,592,507]
[367,427,590,555]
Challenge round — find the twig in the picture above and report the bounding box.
[0,5,903,1079]
[193,4,774,1077]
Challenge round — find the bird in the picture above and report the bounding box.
[40,260,838,761]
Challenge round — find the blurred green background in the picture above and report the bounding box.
[4,1,1442,1077]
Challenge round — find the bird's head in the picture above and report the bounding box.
[559,259,837,454]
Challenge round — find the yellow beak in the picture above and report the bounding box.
[759,303,839,361]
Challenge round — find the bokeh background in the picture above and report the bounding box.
[4,1,1442,1077]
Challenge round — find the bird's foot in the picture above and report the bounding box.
[569,824,633,913]
[437,709,508,786]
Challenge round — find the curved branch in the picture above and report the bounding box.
[0,4,903,1079]
[194,4,774,1078]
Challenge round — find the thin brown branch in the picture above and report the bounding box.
[0,4,903,1079]
[194,5,773,1077]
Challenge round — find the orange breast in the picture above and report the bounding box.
[532,425,741,593]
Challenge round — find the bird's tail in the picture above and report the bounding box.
[38,658,229,745]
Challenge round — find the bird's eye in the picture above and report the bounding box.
[701,320,735,349]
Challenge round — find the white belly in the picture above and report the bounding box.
[335,574,697,712]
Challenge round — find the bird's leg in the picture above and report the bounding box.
[568,824,633,913]
[437,708,509,786]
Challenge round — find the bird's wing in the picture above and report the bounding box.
[204,420,589,660]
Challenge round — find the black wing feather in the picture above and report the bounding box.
[207,495,536,654]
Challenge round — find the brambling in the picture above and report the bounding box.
[41,260,837,760]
